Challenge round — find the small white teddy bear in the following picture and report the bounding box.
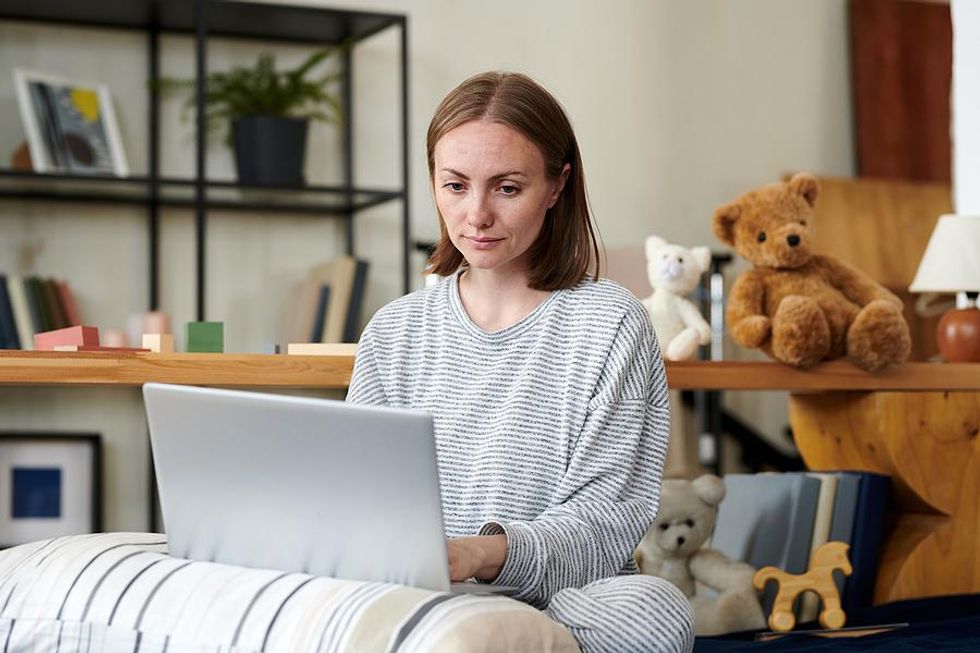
[641,235,712,361]
[635,475,766,636]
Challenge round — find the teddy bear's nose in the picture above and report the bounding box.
[787,234,801,247]
[676,536,686,546]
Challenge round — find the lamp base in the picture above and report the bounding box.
[938,307,980,363]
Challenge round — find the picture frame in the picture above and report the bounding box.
[0,432,102,547]
[13,68,129,177]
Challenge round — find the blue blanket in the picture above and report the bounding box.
[695,594,980,652]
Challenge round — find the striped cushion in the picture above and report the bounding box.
[0,533,580,652]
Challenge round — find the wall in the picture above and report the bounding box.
[0,0,853,530]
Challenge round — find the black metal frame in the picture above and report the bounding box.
[0,0,413,319]
[693,252,802,474]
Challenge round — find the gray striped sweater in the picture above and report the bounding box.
[346,271,670,609]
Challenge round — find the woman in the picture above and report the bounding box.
[347,72,694,653]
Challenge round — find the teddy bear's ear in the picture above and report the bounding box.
[690,246,711,273]
[645,235,667,259]
[692,474,726,506]
[711,203,741,246]
[788,172,819,207]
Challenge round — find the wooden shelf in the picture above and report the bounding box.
[0,349,356,388]
[665,360,980,392]
[0,352,975,391]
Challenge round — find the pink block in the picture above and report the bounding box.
[34,325,100,351]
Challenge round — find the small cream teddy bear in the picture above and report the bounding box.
[641,235,712,360]
[635,475,766,636]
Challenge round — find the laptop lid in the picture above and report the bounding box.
[143,382,451,591]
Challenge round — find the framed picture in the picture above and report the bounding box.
[13,68,129,177]
[0,433,102,547]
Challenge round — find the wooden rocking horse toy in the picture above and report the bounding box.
[753,541,853,632]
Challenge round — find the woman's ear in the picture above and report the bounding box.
[547,163,572,209]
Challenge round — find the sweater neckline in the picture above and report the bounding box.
[448,270,563,342]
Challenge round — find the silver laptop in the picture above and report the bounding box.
[143,382,508,594]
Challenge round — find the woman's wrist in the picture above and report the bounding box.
[473,534,508,581]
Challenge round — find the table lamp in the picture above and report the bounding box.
[909,214,980,362]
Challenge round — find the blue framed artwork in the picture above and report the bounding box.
[0,433,102,547]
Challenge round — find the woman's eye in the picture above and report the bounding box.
[499,185,520,195]
[444,182,464,192]
[757,232,767,243]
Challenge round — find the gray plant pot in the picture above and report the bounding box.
[232,116,309,187]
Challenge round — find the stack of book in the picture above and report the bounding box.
[0,274,81,350]
[711,471,891,622]
[280,256,370,345]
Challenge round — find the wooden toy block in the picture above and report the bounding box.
[754,541,852,632]
[185,321,224,353]
[286,343,358,356]
[34,325,99,351]
[142,333,175,353]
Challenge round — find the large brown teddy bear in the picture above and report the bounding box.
[712,173,911,372]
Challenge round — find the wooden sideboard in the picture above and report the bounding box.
[1,351,977,604]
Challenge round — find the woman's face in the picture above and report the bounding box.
[433,120,568,277]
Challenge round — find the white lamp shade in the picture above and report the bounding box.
[909,214,980,293]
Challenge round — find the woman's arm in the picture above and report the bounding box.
[477,307,669,607]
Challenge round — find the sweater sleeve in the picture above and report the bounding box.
[478,306,669,608]
[345,322,387,406]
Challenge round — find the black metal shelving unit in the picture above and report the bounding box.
[0,0,411,320]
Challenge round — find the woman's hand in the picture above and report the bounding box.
[446,534,507,582]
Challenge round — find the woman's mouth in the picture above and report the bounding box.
[466,236,503,250]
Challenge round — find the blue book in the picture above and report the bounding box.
[841,472,891,613]
[0,275,21,349]
[712,473,821,613]
[342,259,369,343]
[309,285,331,343]
[828,472,862,594]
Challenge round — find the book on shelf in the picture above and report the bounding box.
[342,258,370,343]
[6,275,34,349]
[0,273,82,349]
[798,472,840,623]
[827,472,862,595]
[55,279,81,326]
[24,276,49,333]
[841,472,890,614]
[0,275,20,349]
[41,279,67,330]
[308,285,331,344]
[316,256,357,343]
[281,256,370,346]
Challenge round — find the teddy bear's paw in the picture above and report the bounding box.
[771,296,830,368]
[715,591,767,633]
[847,299,911,372]
[731,315,771,348]
[666,328,702,361]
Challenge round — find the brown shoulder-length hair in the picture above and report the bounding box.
[425,71,602,290]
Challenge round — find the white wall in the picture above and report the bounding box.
[0,0,854,529]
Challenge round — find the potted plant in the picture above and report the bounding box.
[160,48,343,187]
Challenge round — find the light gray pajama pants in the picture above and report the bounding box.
[545,574,695,653]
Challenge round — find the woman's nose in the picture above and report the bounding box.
[467,195,494,227]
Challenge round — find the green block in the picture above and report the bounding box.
[185,321,224,353]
